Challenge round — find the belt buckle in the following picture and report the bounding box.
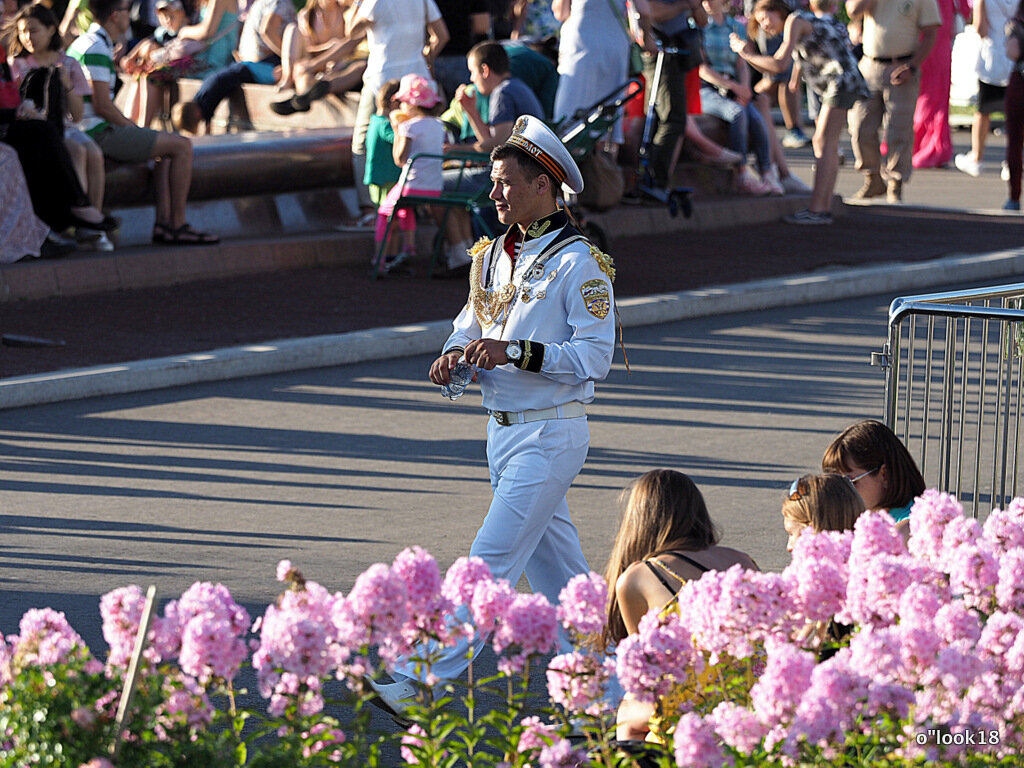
[493,411,511,427]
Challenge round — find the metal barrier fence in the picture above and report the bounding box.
[873,283,1024,517]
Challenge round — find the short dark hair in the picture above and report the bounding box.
[91,0,124,24]
[9,4,62,56]
[490,143,559,199]
[468,41,509,75]
[822,419,927,510]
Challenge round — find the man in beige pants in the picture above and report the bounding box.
[846,0,941,202]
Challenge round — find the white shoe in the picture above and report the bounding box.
[736,168,772,196]
[780,173,812,195]
[1002,161,1011,182]
[954,153,982,177]
[761,166,786,196]
[365,676,418,722]
[94,232,115,251]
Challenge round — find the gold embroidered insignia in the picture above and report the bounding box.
[527,219,552,238]
[513,116,529,135]
[589,245,616,282]
[580,279,610,319]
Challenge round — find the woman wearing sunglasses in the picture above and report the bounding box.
[821,419,926,525]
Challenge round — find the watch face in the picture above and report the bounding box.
[507,342,521,360]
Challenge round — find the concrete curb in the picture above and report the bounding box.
[4,246,1024,411]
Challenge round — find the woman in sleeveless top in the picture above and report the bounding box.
[601,469,758,742]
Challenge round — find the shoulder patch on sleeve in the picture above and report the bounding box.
[580,278,611,319]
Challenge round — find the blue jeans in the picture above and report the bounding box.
[699,86,772,173]
[194,59,278,121]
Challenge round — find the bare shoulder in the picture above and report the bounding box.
[709,545,759,572]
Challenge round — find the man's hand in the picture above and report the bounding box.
[889,63,913,85]
[464,338,510,370]
[429,351,464,385]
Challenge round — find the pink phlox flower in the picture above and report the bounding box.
[997,547,1024,612]
[518,715,558,753]
[546,651,613,716]
[156,672,214,736]
[710,701,766,753]
[179,612,249,685]
[253,580,339,714]
[493,592,558,674]
[0,635,10,685]
[392,546,454,645]
[441,556,493,606]
[978,611,1024,674]
[615,609,700,703]
[172,581,251,636]
[400,724,433,765]
[908,490,963,566]
[984,507,1024,552]
[470,577,516,633]
[677,566,793,662]
[100,586,148,668]
[931,640,987,696]
[842,553,928,627]
[948,539,999,612]
[557,571,608,638]
[276,559,295,582]
[851,510,907,560]
[343,563,410,657]
[78,760,116,768]
[673,712,731,768]
[538,736,587,768]
[933,601,982,645]
[166,583,250,686]
[786,656,869,749]
[783,529,849,624]
[301,722,345,762]
[12,608,89,668]
[749,639,816,726]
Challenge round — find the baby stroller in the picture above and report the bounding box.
[554,78,649,250]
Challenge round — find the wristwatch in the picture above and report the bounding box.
[506,340,522,363]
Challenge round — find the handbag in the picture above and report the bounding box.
[18,66,65,131]
[576,149,625,211]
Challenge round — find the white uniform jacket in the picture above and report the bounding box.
[443,211,616,413]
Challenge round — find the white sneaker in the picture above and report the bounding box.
[782,208,833,225]
[365,676,418,723]
[94,232,115,251]
[780,173,812,194]
[761,166,786,196]
[954,153,983,178]
[1002,161,1011,182]
[736,168,772,196]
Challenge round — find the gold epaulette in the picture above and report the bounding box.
[589,244,616,283]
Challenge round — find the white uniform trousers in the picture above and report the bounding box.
[396,414,591,683]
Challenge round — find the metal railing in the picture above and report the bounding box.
[873,283,1024,517]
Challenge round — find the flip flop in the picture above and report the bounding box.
[165,224,219,245]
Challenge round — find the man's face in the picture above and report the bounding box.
[468,58,491,96]
[109,2,132,35]
[489,157,545,229]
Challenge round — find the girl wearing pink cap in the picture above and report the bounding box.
[374,73,445,272]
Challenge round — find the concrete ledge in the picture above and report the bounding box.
[5,246,1024,411]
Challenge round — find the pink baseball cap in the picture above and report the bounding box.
[395,75,440,108]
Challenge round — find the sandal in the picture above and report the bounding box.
[164,223,219,246]
[152,222,172,243]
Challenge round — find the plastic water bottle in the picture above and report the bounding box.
[441,360,476,401]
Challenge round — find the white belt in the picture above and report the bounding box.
[489,401,586,427]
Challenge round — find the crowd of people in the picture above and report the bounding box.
[2,0,1023,262]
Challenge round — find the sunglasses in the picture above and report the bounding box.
[848,466,880,484]
[788,473,859,501]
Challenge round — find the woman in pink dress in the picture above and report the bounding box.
[912,0,971,167]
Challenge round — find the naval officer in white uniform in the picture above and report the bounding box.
[370,115,617,715]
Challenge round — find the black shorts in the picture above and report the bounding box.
[978,80,1007,114]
